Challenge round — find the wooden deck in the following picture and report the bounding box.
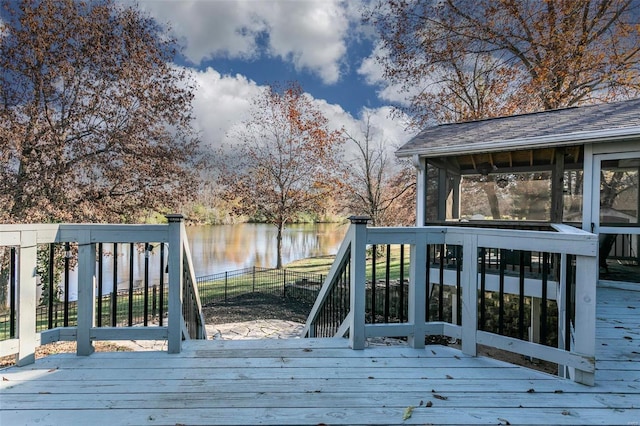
[1,286,638,425]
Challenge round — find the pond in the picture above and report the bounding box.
[185,222,348,276]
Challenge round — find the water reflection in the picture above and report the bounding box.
[185,222,348,276]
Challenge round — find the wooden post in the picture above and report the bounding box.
[437,168,448,221]
[550,148,565,223]
[77,230,96,356]
[557,253,568,377]
[461,233,478,356]
[17,230,37,366]
[530,298,541,344]
[348,216,369,350]
[413,155,426,226]
[452,175,461,220]
[408,232,427,349]
[572,254,597,386]
[167,214,184,354]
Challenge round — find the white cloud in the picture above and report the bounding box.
[190,67,263,150]
[139,0,353,84]
[357,43,412,106]
[189,66,413,161]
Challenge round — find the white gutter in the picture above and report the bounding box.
[396,126,640,158]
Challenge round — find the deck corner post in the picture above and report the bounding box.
[461,233,479,356]
[167,214,184,354]
[408,232,427,349]
[77,230,96,356]
[348,216,369,350]
[17,230,37,366]
[573,254,597,386]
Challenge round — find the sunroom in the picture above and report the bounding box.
[397,98,640,287]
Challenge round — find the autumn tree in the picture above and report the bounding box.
[217,82,345,269]
[367,0,640,126]
[342,113,415,226]
[0,0,200,224]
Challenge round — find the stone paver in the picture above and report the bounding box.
[206,319,304,340]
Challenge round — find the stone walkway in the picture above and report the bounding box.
[206,319,305,340]
[111,320,305,351]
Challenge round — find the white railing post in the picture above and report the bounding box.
[461,233,479,356]
[557,253,568,377]
[167,214,184,354]
[77,230,96,356]
[572,254,597,386]
[17,230,37,366]
[349,216,368,350]
[408,232,427,349]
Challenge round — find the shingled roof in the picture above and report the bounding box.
[396,98,640,158]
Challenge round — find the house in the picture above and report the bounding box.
[396,98,640,286]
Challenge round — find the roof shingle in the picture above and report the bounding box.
[396,98,640,157]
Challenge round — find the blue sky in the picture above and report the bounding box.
[135,0,414,152]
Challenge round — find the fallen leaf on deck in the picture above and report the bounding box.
[433,394,448,400]
[527,388,535,393]
[402,406,415,420]
[2,377,8,381]
[425,401,433,407]
[445,374,453,379]
[497,418,511,425]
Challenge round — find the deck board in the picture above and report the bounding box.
[1,286,639,425]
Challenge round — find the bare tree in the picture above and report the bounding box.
[342,113,415,226]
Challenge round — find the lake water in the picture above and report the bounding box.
[185,222,348,276]
[61,222,348,299]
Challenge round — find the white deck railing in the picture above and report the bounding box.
[0,215,206,366]
[304,218,599,385]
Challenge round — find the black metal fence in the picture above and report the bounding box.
[0,260,325,341]
[195,267,325,306]
[308,243,569,349]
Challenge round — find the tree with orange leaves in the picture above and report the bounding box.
[0,0,199,224]
[217,82,345,269]
[367,0,640,126]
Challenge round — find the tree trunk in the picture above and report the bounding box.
[483,178,501,219]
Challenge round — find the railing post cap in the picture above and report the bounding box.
[165,214,184,223]
[348,215,371,224]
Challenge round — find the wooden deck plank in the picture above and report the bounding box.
[1,286,639,426]
[2,391,636,410]
[2,407,638,425]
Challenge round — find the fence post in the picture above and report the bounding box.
[224,271,228,302]
[572,254,597,385]
[408,231,427,349]
[17,231,37,366]
[77,230,96,356]
[152,285,157,318]
[283,269,287,298]
[349,216,369,350]
[252,266,256,292]
[460,233,478,356]
[166,214,184,354]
